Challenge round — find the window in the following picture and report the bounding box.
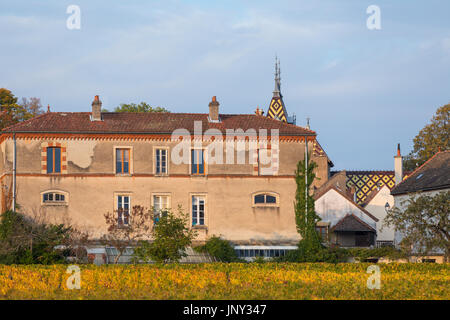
[47,147,61,173]
[117,195,130,226]
[192,196,205,226]
[155,149,168,174]
[191,149,205,175]
[116,148,130,174]
[253,193,278,205]
[315,226,328,241]
[234,246,297,260]
[153,195,170,223]
[42,191,68,205]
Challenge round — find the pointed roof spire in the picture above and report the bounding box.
[273,55,281,97]
[267,56,291,123]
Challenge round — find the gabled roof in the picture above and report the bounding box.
[1,112,316,136]
[331,214,376,232]
[360,184,390,207]
[313,184,379,222]
[331,170,396,204]
[391,150,450,195]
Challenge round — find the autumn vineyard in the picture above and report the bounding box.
[0,263,449,300]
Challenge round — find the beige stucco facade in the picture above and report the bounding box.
[0,135,331,245]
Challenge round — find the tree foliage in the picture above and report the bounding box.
[20,97,44,117]
[404,104,449,171]
[384,191,450,262]
[0,88,44,130]
[294,154,322,254]
[0,210,72,264]
[113,102,169,113]
[133,206,196,264]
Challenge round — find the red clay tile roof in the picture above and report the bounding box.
[2,112,316,136]
[391,150,450,195]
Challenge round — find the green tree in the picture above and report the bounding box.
[113,102,169,113]
[384,191,450,262]
[404,104,449,171]
[133,206,196,264]
[294,153,322,255]
[0,89,43,130]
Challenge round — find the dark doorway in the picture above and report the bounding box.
[355,232,371,247]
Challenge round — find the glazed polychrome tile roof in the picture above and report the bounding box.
[331,170,396,205]
[2,112,316,136]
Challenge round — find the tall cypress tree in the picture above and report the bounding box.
[294,152,322,254]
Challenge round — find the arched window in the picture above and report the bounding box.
[41,191,69,205]
[252,192,279,206]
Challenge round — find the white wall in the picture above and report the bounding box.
[315,188,377,229]
[364,186,395,241]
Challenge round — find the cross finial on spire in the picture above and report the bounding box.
[306,117,310,129]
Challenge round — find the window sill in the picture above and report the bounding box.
[115,173,132,177]
[154,173,169,177]
[42,202,68,206]
[192,225,208,230]
[252,204,279,208]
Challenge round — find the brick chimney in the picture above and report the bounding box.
[208,96,220,122]
[91,95,102,121]
[394,143,403,185]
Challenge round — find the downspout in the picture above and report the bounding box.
[12,132,16,211]
[305,136,308,224]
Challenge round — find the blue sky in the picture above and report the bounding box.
[1,0,449,170]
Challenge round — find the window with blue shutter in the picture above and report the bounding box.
[191,149,205,175]
[47,147,61,173]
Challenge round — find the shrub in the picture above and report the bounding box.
[348,247,407,262]
[0,210,71,264]
[195,236,240,262]
[133,206,196,264]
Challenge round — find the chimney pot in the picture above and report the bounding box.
[91,95,102,121]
